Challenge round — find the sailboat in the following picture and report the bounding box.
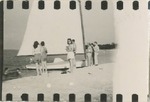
[17,0,85,69]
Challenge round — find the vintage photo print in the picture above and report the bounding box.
[1,0,149,102]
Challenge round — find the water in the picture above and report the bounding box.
[3,49,115,101]
[3,49,115,81]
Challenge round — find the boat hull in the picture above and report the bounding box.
[26,60,84,69]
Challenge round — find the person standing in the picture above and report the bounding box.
[66,38,74,73]
[86,43,93,66]
[33,41,42,76]
[93,42,100,66]
[72,39,77,54]
[91,43,95,66]
[40,41,48,74]
[72,39,76,68]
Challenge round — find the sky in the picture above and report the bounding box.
[4,0,115,50]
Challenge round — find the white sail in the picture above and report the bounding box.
[17,0,84,56]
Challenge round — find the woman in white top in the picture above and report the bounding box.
[40,41,48,74]
[66,38,74,73]
[33,41,42,76]
[86,43,93,66]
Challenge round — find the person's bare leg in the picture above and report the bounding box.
[39,63,42,75]
[88,55,90,66]
[73,58,76,69]
[44,61,47,74]
[70,59,74,73]
[91,54,94,66]
[68,59,71,73]
[36,63,39,76]
[41,61,44,74]
[89,55,92,66]
[94,53,98,66]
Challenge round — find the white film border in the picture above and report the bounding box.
[1,0,150,102]
[113,0,149,102]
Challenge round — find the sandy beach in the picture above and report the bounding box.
[2,50,115,101]
[2,63,113,102]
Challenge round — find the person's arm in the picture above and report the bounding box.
[95,45,99,52]
[40,47,42,55]
[66,46,69,52]
[45,47,48,53]
[38,45,42,55]
[32,48,35,55]
[86,49,88,53]
[74,44,77,52]
[97,45,100,52]
[4,70,8,75]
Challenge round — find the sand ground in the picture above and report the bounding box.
[2,63,113,102]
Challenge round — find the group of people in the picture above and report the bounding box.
[66,38,77,73]
[86,42,100,67]
[32,39,99,75]
[32,41,48,76]
[33,39,77,75]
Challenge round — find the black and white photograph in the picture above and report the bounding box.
[1,0,150,102]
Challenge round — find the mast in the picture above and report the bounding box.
[78,0,86,59]
[0,1,3,100]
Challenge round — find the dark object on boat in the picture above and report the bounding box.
[61,71,67,74]
[88,72,91,75]
[3,67,22,81]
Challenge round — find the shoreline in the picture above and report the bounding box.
[2,63,113,101]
